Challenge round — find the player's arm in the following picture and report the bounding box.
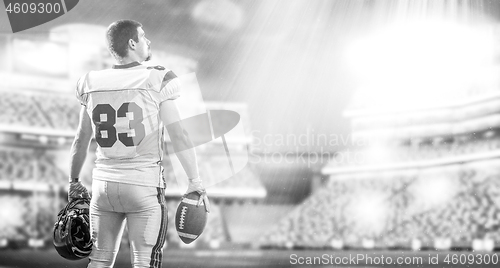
[161,100,198,178]
[160,100,210,212]
[68,106,92,201]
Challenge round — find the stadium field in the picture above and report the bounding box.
[0,248,499,268]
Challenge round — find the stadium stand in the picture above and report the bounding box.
[0,90,79,134]
[0,146,66,247]
[32,94,80,131]
[0,147,67,187]
[0,91,51,129]
[261,160,500,249]
[261,85,500,250]
[25,192,61,242]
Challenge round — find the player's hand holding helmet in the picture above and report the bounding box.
[68,180,90,202]
[184,177,210,213]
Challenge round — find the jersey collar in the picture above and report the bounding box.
[113,61,141,69]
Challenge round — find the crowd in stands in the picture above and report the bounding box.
[260,161,500,249]
[32,94,80,131]
[0,148,66,186]
[0,90,79,131]
[0,91,52,129]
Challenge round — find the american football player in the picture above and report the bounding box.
[68,19,210,268]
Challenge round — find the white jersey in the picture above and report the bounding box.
[76,61,180,188]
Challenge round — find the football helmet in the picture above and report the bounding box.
[53,198,93,260]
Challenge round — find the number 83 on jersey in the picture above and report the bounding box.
[92,102,146,148]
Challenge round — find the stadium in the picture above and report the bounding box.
[2,0,500,267]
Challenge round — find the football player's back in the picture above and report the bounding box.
[76,63,180,187]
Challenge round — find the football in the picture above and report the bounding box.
[175,192,208,244]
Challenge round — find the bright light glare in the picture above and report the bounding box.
[0,196,25,232]
[350,190,387,234]
[412,175,456,209]
[346,20,495,109]
[13,39,68,76]
[362,143,393,164]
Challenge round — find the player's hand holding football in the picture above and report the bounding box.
[185,177,210,213]
[68,179,90,202]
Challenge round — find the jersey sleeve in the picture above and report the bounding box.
[159,70,180,102]
[75,73,90,106]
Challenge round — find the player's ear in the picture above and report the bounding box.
[128,39,136,50]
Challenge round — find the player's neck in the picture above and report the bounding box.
[115,55,142,66]
[115,59,140,66]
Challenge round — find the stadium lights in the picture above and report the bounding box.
[345,19,494,110]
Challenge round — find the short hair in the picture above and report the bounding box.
[106,20,142,59]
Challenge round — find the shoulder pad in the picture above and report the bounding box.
[147,65,166,71]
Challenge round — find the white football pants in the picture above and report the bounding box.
[87,180,168,268]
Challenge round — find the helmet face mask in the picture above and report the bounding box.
[53,198,93,260]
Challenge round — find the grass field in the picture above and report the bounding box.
[1,247,499,268]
